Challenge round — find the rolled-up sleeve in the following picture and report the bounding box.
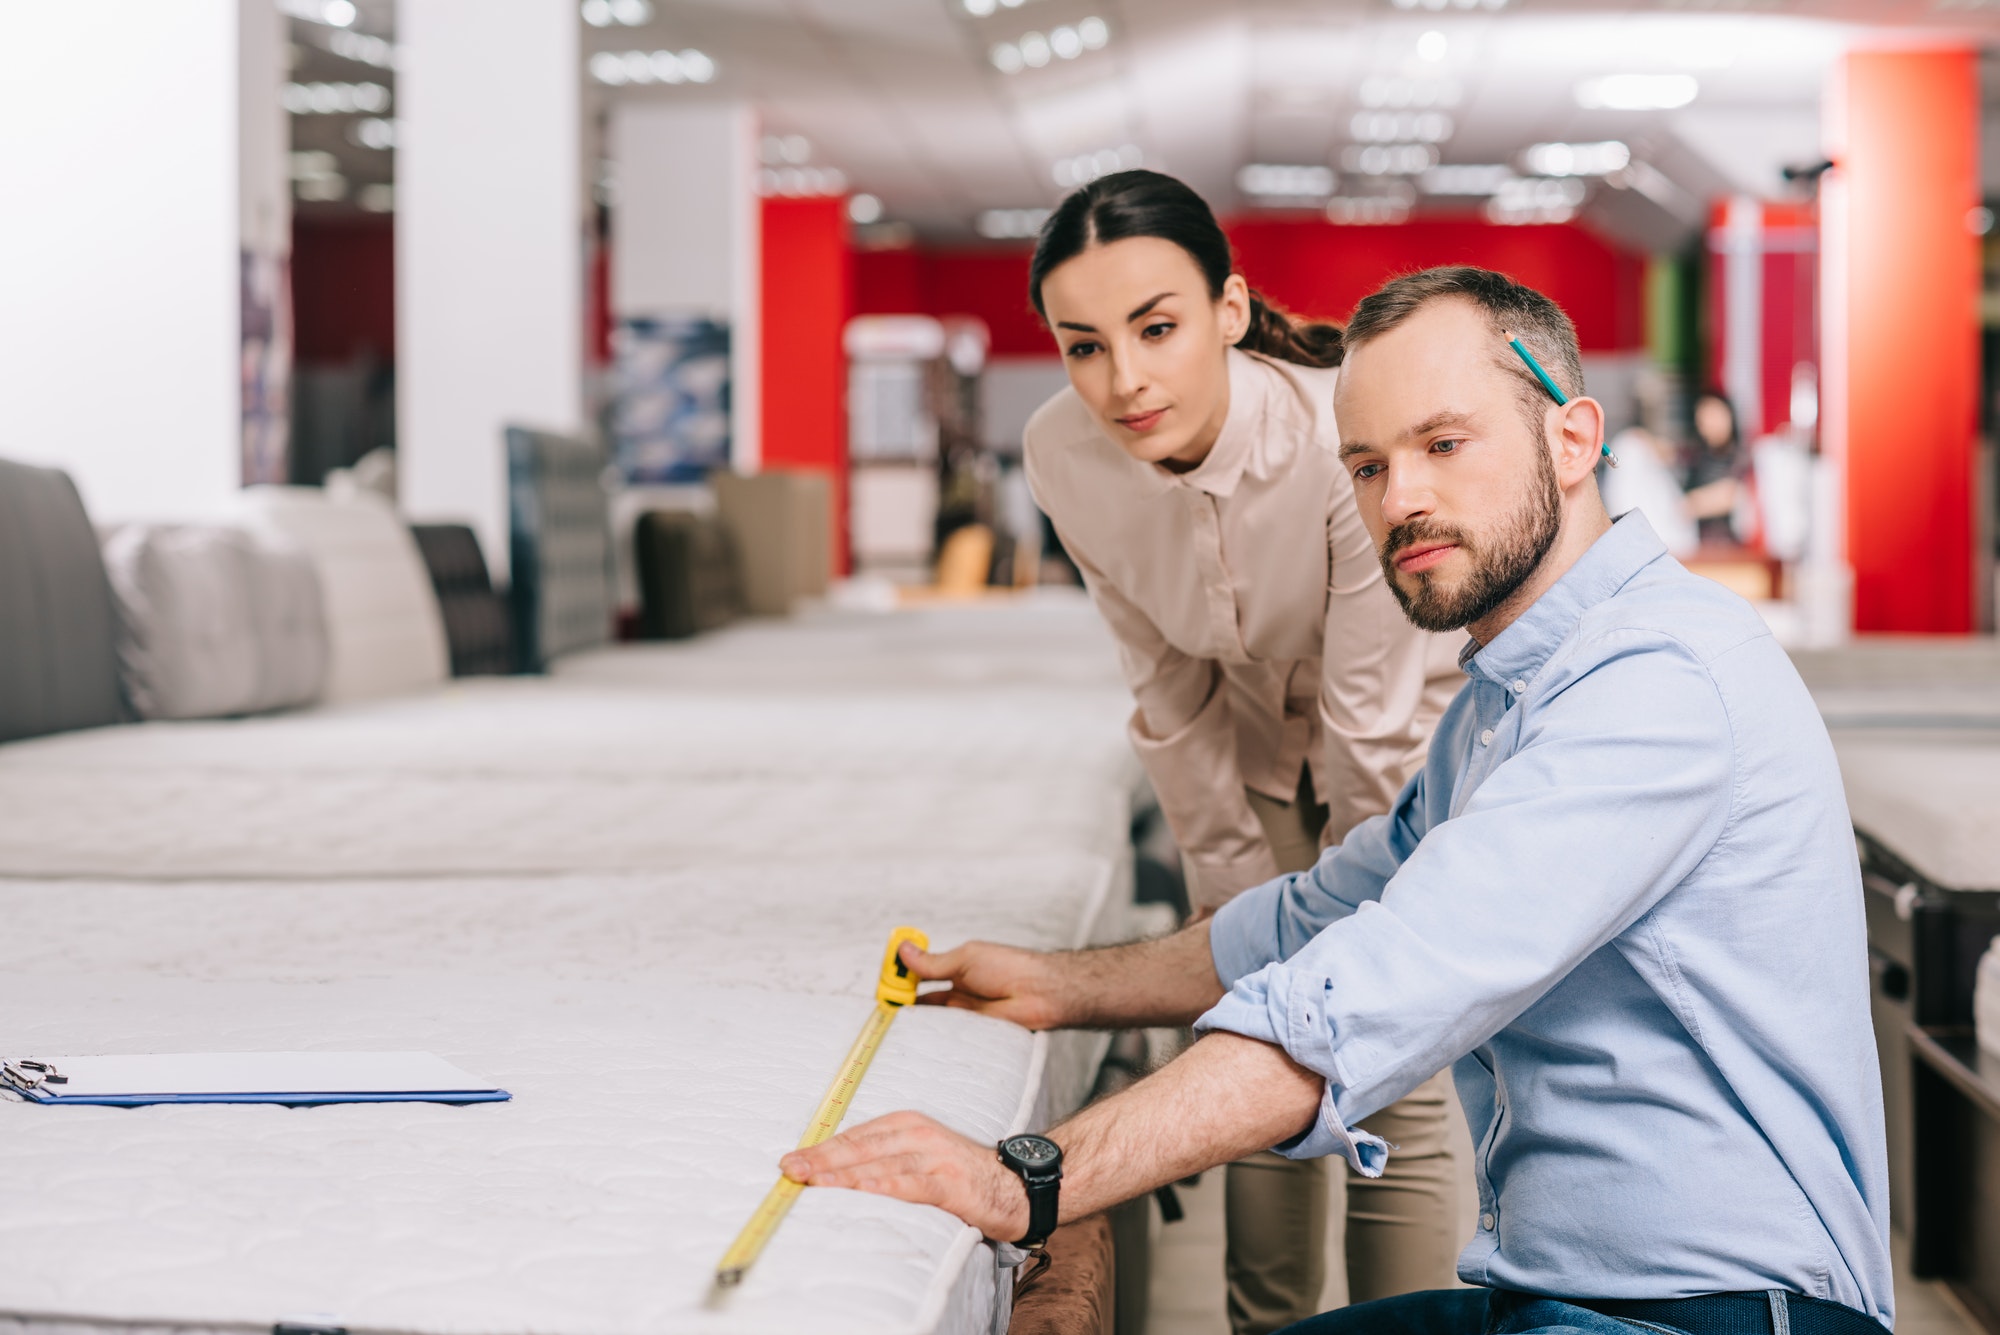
[1198,632,1736,1172]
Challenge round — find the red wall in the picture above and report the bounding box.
[762,196,853,572]
[1827,49,1981,633]
[852,217,1648,356]
[291,216,395,365]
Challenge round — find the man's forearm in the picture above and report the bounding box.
[1056,918,1227,1030]
[1050,1031,1323,1223]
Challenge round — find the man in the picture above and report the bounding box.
[784,267,1892,1335]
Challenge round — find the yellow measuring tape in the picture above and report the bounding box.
[713,925,929,1291]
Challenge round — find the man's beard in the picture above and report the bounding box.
[1378,447,1563,633]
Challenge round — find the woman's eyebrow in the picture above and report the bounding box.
[1126,292,1174,322]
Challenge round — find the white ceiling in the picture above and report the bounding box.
[575,0,2000,251]
[302,1,2000,252]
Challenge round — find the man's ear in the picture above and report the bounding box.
[1552,396,1607,488]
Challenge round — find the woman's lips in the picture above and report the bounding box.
[1116,408,1167,433]
[1395,542,1459,574]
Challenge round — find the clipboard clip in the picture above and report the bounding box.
[1,1060,66,1094]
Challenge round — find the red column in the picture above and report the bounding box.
[760,196,853,573]
[1824,48,1981,633]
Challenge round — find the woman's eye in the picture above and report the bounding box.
[1142,322,1174,339]
[1064,341,1099,359]
[1353,462,1385,481]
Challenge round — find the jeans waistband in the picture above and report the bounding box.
[1495,1290,1889,1335]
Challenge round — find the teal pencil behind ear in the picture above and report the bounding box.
[1504,331,1617,468]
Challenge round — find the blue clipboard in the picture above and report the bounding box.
[2,1052,511,1108]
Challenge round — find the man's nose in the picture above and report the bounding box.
[1381,462,1435,527]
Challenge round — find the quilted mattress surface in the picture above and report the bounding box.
[0,853,1132,1335]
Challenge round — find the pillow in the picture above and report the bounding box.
[237,487,450,703]
[0,457,123,744]
[102,525,329,720]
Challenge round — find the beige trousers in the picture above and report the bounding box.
[1215,779,1462,1335]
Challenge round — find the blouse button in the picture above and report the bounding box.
[1479,729,1495,746]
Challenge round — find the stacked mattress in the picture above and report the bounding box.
[0,593,1144,1335]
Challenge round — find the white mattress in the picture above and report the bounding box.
[1832,730,2000,891]
[0,854,1133,1335]
[0,680,1138,787]
[0,597,1145,1333]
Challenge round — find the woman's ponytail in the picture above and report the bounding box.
[1032,171,1346,371]
[1241,290,1344,369]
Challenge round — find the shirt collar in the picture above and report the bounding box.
[1168,348,1268,499]
[1460,512,1669,687]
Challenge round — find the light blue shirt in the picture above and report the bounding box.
[1198,514,1892,1322]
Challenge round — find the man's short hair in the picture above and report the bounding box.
[1344,267,1585,440]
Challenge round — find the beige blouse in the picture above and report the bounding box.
[1024,348,1464,908]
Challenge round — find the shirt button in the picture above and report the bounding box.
[1480,1213,1496,1231]
[1479,729,1494,746]
[1510,679,1526,694]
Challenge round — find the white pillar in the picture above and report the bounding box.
[608,101,761,471]
[398,0,583,581]
[0,0,284,521]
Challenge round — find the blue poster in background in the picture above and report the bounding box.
[610,316,731,483]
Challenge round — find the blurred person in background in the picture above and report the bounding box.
[1602,369,1698,557]
[1682,390,1749,545]
[1019,169,1464,1335]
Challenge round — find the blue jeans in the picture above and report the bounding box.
[1277,1288,1686,1335]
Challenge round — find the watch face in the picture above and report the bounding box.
[1004,1135,1060,1166]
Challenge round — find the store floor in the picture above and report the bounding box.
[1143,1172,1975,1335]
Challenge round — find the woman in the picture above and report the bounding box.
[1021,169,1465,1335]
[1682,389,1748,545]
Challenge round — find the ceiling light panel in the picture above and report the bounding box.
[580,0,652,27]
[976,208,1052,239]
[283,81,391,114]
[1340,143,1438,176]
[1486,176,1587,225]
[992,17,1108,74]
[277,0,357,29]
[1237,163,1337,199]
[1052,145,1143,188]
[1350,111,1453,144]
[588,49,716,86]
[1357,77,1459,109]
[1574,74,1699,110]
[1421,163,1515,195]
[1521,141,1630,177]
[1390,0,1508,10]
[759,166,847,198]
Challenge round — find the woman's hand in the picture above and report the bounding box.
[903,940,1072,1031]
[781,1111,1030,1243]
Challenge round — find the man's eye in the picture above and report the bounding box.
[1064,341,1099,359]
[1353,462,1385,481]
[1432,438,1462,454]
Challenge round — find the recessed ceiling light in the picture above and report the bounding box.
[1420,163,1516,195]
[989,17,1108,73]
[582,0,614,25]
[1521,141,1630,176]
[1340,143,1437,176]
[1018,31,1051,66]
[1574,74,1698,110]
[1237,163,1337,199]
[1416,30,1447,61]
[350,117,397,150]
[590,48,715,85]
[358,182,395,213]
[849,194,885,225]
[1052,145,1143,188]
[1486,176,1587,225]
[963,0,996,13]
[322,0,356,27]
[976,207,1053,239]
[1350,111,1453,144]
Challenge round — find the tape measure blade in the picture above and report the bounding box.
[715,1175,805,1285]
[797,1002,894,1150]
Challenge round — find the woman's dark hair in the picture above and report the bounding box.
[1028,170,1344,369]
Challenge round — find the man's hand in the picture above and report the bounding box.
[781,1111,1030,1242]
[904,940,1071,1030]
[902,920,1225,1034]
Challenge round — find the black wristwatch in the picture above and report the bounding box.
[997,1133,1063,1249]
